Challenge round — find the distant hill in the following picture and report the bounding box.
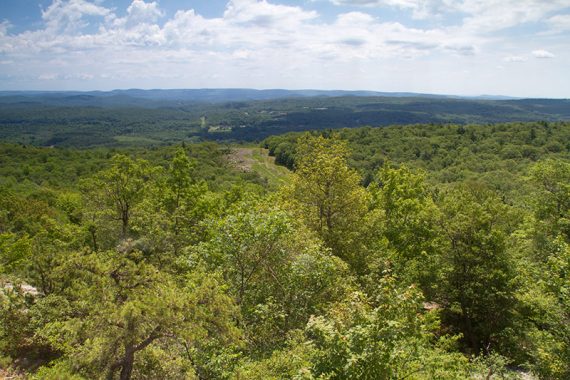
[0,90,568,147]
[0,88,521,107]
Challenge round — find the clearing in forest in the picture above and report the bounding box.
[227,147,291,188]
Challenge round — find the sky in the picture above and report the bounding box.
[0,0,569,97]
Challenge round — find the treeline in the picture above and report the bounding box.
[0,142,264,192]
[1,97,570,147]
[264,121,570,188]
[1,131,569,379]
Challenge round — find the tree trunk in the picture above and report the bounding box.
[89,225,98,251]
[121,205,129,238]
[119,347,135,380]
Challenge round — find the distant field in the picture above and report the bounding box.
[114,135,162,145]
[227,147,291,188]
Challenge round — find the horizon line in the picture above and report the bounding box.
[2,87,567,100]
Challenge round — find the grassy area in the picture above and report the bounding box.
[227,146,291,188]
[114,135,162,145]
[250,148,291,188]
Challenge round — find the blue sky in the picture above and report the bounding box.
[0,0,569,97]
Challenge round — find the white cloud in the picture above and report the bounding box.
[127,0,163,23]
[0,0,483,78]
[38,73,59,80]
[443,44,476,56]
[459,0,570,33]
[332,0,422,7]
[0,0,568,96]
[41,0,111,32]
[547,14,570,32]
[224,0,318,27]
[330,0,570,32]
[0,20,11,36]
[335,11,375,24]
[532,49,555,58]
[38,72,95,80]
[331,0,457,19]
[0,0,520,62]
[503,55,527,62]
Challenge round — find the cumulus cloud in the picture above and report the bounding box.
[38,73,59,80]
[14,0,467,59]
[224,0,318,27]
[330,0,570,31]
[547,14,570,33]
[0,0,482,81]
[39,72,95,81]
[0,0,568,96]
[0,20,10,36]
[331,0,457,19]
[503,55,527,62]
[532,49,555,59]
[443,44,476,56]
[459,0,570,33]
[41,0,111,32]
[128,1,163,21]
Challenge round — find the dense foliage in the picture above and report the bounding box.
[1,122,569,379]
[1,95,569,146]
[264,121,570,188]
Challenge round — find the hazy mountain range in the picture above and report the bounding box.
[0,89,523,107]
[1,89,569,147]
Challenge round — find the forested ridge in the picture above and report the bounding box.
[265,121,570,187]
[1,121,569,379]
[1,95,570,147]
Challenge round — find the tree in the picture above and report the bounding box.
[512,159,570,378]
[439,184,517,353]
[31,249,240,380]
[368,164,443,297]
[529,159,570,241]
[305,277,469,379]
[82,155,151,241]
[518,238,570,379]
[284,134,369,269]
[196,197,351,353]
[135,147,212,257]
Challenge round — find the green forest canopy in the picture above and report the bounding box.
[1,96,570,146]
[1,121,569,379]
